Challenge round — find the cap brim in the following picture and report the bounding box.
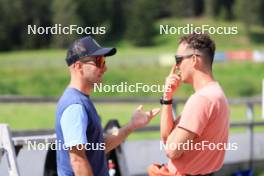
[91,48,117,57]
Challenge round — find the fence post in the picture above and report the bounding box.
[246,103,254,171]
[0,124,20,176]
[262,79,264,119]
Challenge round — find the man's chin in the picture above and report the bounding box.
[97,78,103,83]
[93,79,103,86]
[98,75,104,82]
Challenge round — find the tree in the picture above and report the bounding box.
[20,0,53,49]
[158,0,173,18]
[105,0,127,40]
[52,0,80,48]
[171,0,195,17]
[125,0,159,46]
[205,0,234,20]
[0,0,24,50]
[75,0,107,26]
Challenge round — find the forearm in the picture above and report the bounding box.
[70,146,93,176]
[160,104,175,143]
[161,63,181,143]
[71,159,93,176]
[104,124,134,153]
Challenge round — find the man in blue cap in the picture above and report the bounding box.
[55,36,160,176]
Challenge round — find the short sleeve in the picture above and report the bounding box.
[60,104,88,147]
[178,95,212,136]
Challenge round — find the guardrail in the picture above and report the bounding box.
[0,96,263,175]
[1,120,264,176]
[0,95,261,104]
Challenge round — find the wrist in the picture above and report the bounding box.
[163,93,173,100]
[126,122,135,133]
[160,97,173,105]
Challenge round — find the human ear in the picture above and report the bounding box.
[73,62,83,73]
[192,55,198,67]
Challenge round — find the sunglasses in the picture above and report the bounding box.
[80,56,106,68]
[175,54,200,65]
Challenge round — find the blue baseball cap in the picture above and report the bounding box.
[66,36,117,66]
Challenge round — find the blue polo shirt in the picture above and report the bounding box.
[55,88,109,176]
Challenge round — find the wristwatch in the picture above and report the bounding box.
[160,97,173,105]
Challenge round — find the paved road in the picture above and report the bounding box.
[1,133,264,176]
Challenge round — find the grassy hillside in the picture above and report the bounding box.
[0,55,263,98]
[0,17,263,98]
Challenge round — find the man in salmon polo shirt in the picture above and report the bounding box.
[148,33,229,176]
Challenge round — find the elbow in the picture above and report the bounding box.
[70,156,87,168]
[104,146,113,154]
[160,129,174,144]
[165,149,183,160]
[70,158,81,167]
[161,136,167,144]
[161,132,169,144]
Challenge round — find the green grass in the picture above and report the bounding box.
[0,103,56,129]
[0,17,264,97]
[213,62,264,97]
[0,102,263,140]
[0,62,263,97]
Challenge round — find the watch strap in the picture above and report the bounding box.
[160,97,173,105]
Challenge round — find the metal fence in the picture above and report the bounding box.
[0,96,264,176]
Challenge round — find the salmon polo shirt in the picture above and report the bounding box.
[168,82,230,175]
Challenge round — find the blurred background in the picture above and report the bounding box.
[0,0,264,175]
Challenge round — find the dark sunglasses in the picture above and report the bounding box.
[80,56,105,68]
[175,54,200,64]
